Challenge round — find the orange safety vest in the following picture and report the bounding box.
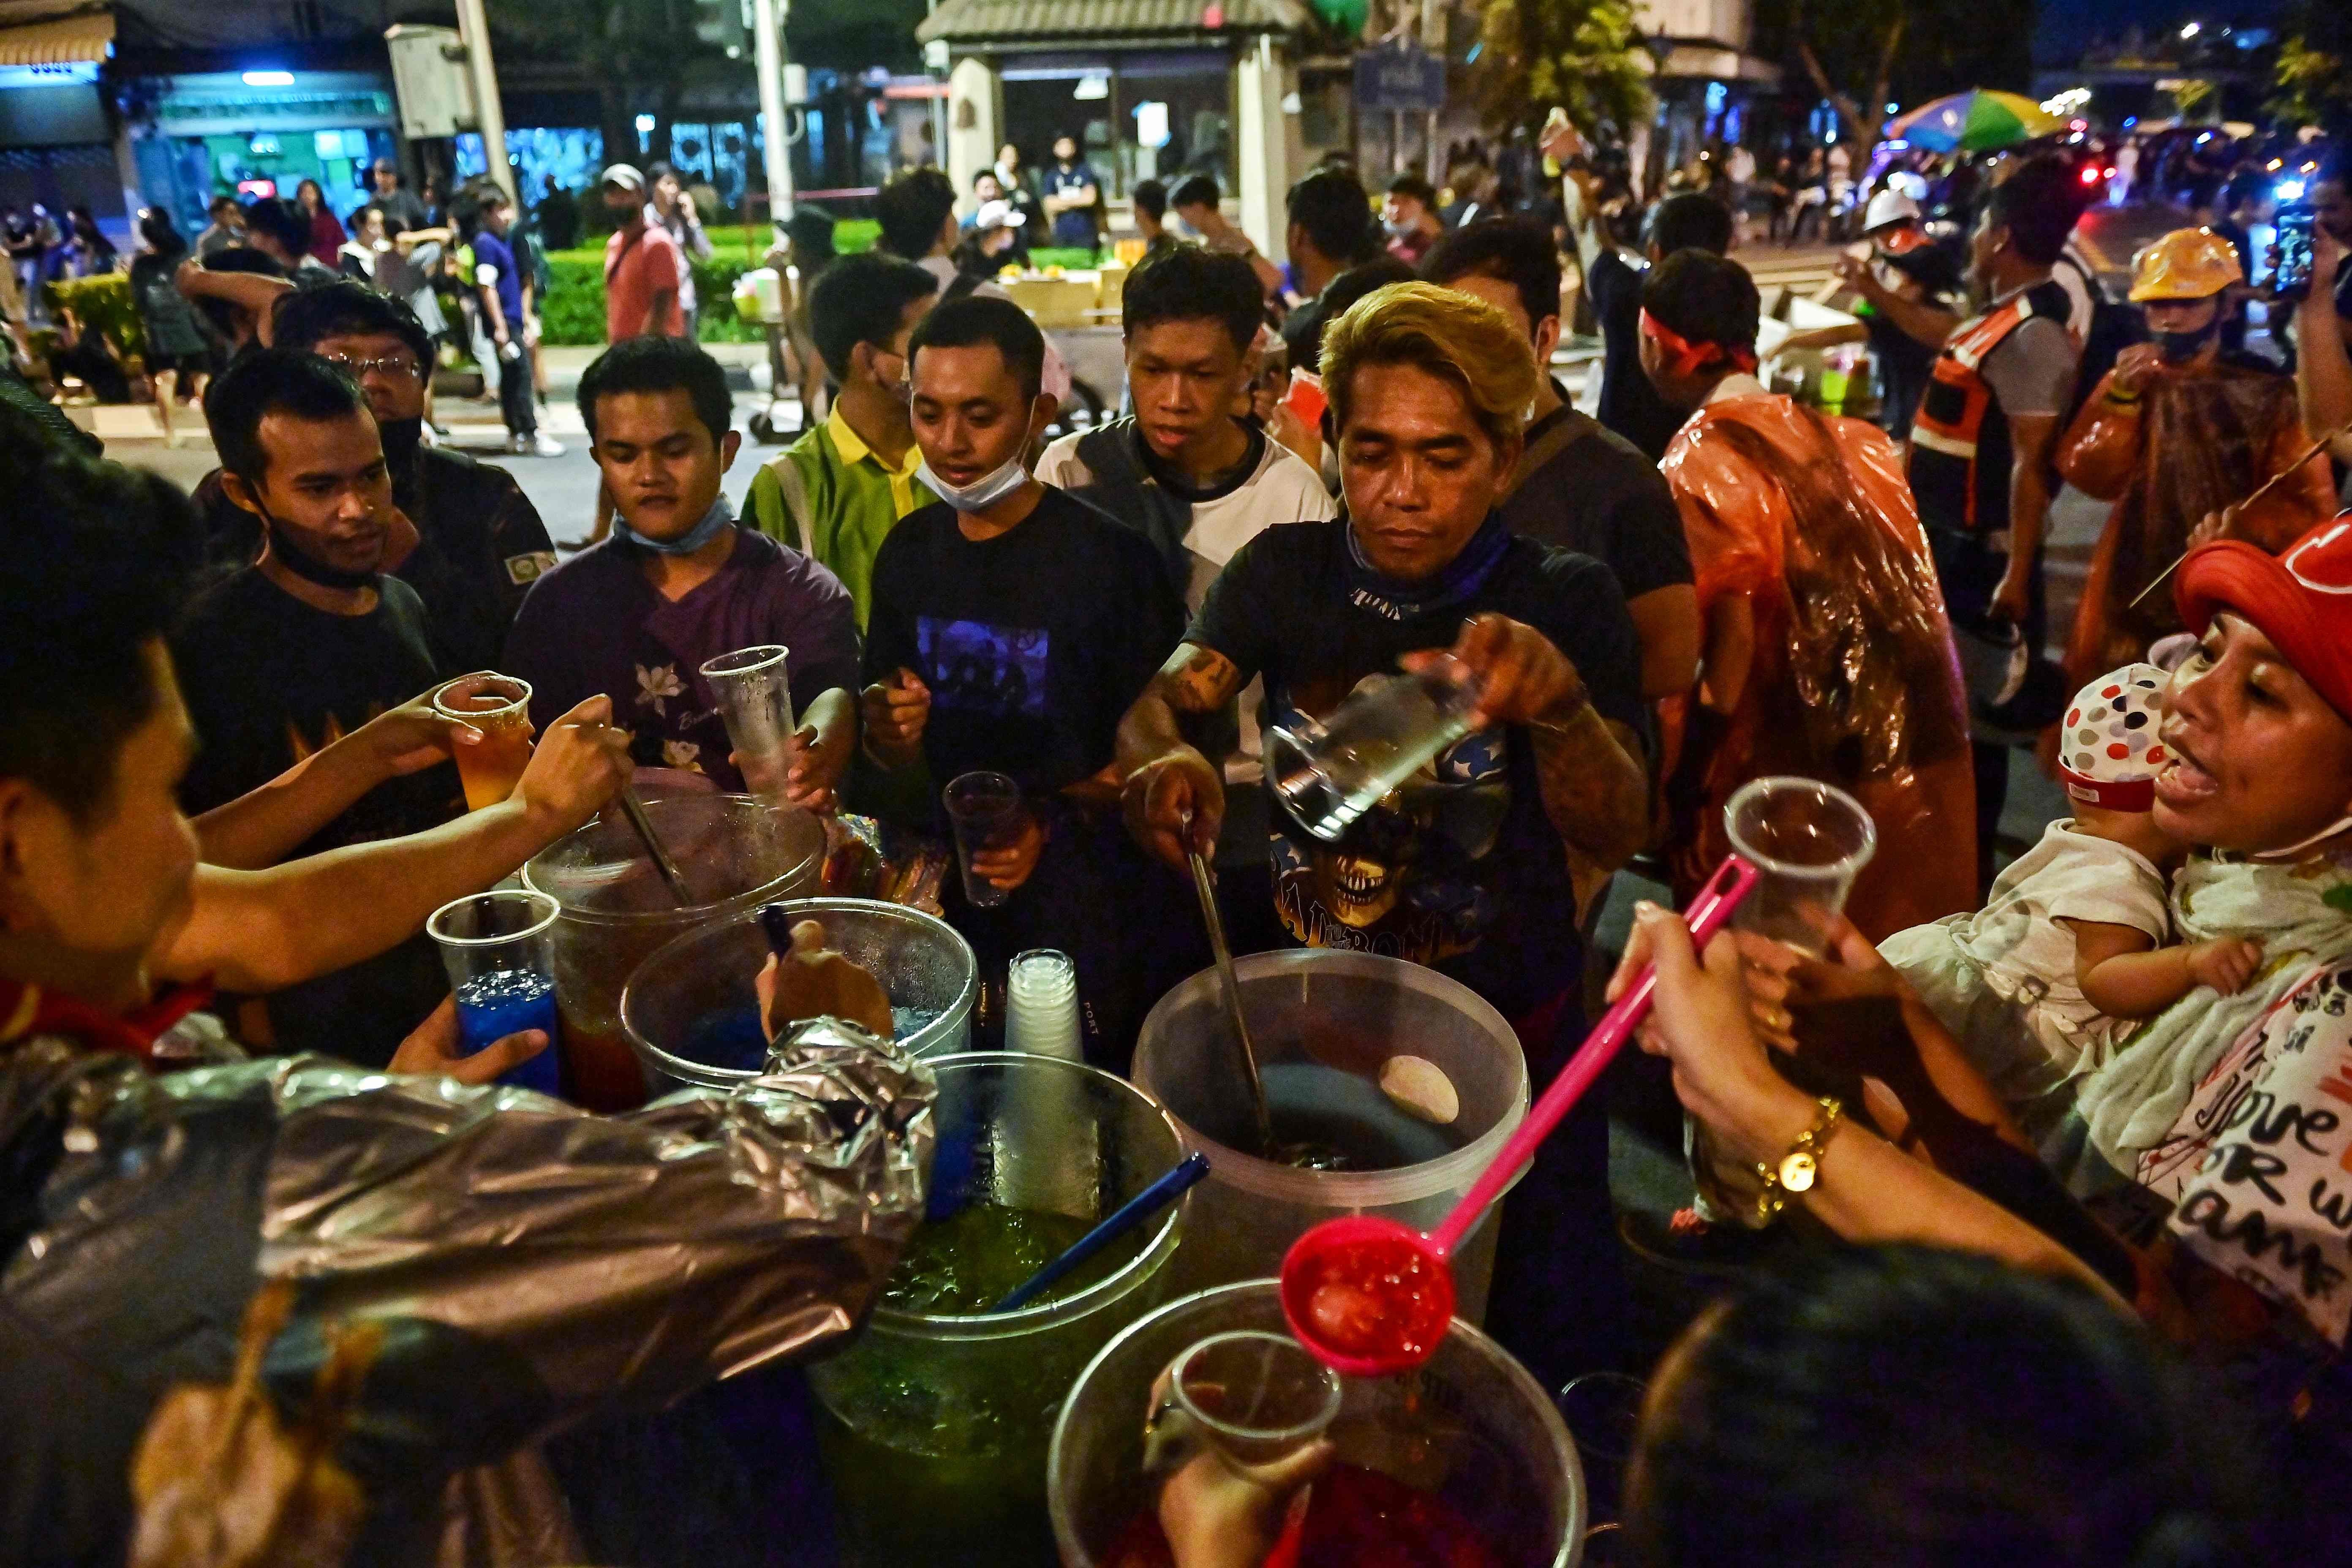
[1907,279,2075,536]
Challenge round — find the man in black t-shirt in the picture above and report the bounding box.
[1423,218,1699,702]
[862,295,1188,1060]
[1118,281,1650,1389]
[177,349,460,1066]
[194,283,558,673]
[1547,118,1735,460]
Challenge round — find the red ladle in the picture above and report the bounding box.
[1279,855,1761,1376]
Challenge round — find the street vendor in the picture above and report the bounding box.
[2058,227,2336,681]
[1116,280,1651,1391]
[0,427,935,1563]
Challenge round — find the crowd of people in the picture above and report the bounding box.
[1,155,738,464]
[5,103,2352,1566]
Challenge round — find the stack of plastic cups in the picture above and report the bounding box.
[1005,949,1092,1211]
[1007,949,1083,1062]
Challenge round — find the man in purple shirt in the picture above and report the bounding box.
[505,338,859,803]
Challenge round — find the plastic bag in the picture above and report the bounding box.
[0,1018,934,1565]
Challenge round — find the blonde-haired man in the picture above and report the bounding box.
[1115,280,1650,1390]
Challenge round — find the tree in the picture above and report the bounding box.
[2270,1,2352,138]
[1473,0,1652,138]
[1752,0,2034,142]
[485,0,726,174]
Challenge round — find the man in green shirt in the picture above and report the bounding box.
[745,252,939,627]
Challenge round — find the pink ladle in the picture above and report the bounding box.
[1279,855,1761,1376]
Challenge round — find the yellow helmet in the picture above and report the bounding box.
[2128,228,2243,302]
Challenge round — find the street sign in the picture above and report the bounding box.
[1354,46,1445,114]
[384,25,476,140]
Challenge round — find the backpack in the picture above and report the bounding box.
[2055,249,2145,429]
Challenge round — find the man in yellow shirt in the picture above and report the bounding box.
[744,252,939,627]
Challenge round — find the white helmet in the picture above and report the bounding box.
[1862,187,1922,235]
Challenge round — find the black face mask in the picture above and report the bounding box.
[2154,319,2221,363]
[256,498,379,591]
[378,414,424,468]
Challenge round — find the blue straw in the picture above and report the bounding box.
[990,1153,1211,1313]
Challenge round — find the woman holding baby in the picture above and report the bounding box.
[1627,515,2352,1556]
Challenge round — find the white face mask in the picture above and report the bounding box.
[917,452,1030,513]
[2251,814,2352,864]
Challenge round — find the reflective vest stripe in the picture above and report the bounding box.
[1911,426,1978,459]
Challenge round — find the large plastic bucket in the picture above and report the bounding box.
[620,898,979,1092]
[1132,950,1529,1320]
[522,794,824,1110]
[804,1053,1190,1568]
[1048,1279,1584,1567]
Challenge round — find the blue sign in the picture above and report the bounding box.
[1354,46,1445,114]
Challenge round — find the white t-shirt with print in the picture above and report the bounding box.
[2146,963,2352,1346]
[1034,428,1337,614]
[1036,428,1334,781]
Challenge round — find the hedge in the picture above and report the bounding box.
[537,223,1103,346]
[45,274,144,359]
[41,224,1109,358]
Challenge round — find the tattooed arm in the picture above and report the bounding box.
[1406,613,1649,876]
[1117,641,1248,869]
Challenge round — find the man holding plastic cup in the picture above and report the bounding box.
[1116,281,1652,1391]
[862,295,1188,1057]
[0,436,940,1564]
[504,338,860,807]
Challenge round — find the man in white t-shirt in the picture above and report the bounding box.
[1035,244,1334,613]
[1036,245,1333,908]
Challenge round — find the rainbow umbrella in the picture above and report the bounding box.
[1885,90,2066,152]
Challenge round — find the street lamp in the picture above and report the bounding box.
[2178,21,2200,39]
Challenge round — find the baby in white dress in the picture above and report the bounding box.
[1880,663,2263,1122]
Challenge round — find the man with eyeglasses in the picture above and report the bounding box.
[193,283,558,672]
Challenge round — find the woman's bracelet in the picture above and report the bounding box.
[1754,1096,1846,1223]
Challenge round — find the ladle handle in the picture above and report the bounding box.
[1426,855,1759,1259]
[1188,845,1275,1151]
[615,785,695,906]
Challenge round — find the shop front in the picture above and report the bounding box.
[125,68,397,236]
[0,1,126,242]
[918,0,1314,261]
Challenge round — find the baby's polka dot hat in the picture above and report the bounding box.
[2059,662,2167,813]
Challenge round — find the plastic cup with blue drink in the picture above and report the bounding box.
[427,889,565,1095]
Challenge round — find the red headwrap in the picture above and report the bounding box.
[2175,513,2352,722]
[0,975,214,1063]
[1639,307,1760,378]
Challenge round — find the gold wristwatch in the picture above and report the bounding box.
[1754,1097,1844,1223]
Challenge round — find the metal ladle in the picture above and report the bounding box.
[613,786,695,906]
[1183,820,1346,1169]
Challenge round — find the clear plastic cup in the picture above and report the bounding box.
[425,888,563,1096]
[1156,1330,1342,1470]
[699,645,797,803]
[1264,654,1482,842]
[433,675,534,812]
[944,770,1027,910]
[1721,776,1877,958]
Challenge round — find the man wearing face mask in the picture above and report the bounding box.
[2057,228,2337,681]
[504,337,860,804]
[175,349,460,1064]
[747,253,938,630]
[193,284,558,673]
[863,296,1187,1061]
